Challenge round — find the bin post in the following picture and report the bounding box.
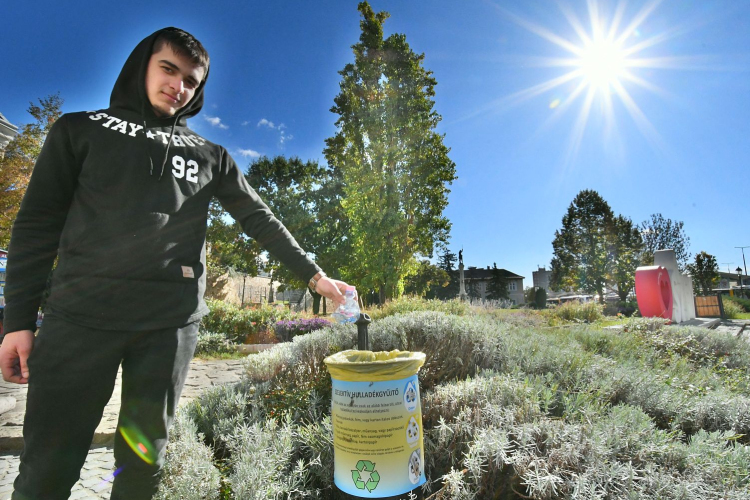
[355,313,371,350]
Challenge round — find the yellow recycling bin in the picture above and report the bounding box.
[324,350,426,499]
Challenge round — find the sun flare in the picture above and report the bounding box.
[487,0,700,160]
[578,36,627,93]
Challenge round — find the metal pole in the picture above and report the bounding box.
[737,246,749,277]
[355,313,372,351]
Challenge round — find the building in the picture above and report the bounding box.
[0,112,19,154]
[716,271,750,296]
[532,266,550,291]
[458,266,525,305]
[532,265,577,299]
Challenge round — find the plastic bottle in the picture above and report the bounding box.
[332,286,360,323]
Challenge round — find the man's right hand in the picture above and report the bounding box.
[0,330,34,384]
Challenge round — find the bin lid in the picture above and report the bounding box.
[324,349,426,382]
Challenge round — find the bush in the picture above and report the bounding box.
[547,300,603,323]
[161,310,750,499]
[725,295,750,312]
[194,331,236,357]
[274,317,331,342]
[154,411,221,500]
[201,299,296,344]
[368,296,471,319]
[723,299,745,320]
[603,300,639,317]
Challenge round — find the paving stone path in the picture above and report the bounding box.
[0,358,247,499]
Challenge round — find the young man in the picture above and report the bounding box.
[0,27,348,499]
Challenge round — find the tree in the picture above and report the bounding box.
[245,156,326,290]
[534,287,548,309]
[550,190,614,304]
[434,247,459,299]
[608,215,644,301]
[403,259,449,298]
[323,1,457,304]
[486,263,509,300]
[0,94,63,247]
[639,213,691,271]
[686,251,719,295]
[524,286,537,305]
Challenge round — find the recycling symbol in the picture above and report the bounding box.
[351,460,380,492]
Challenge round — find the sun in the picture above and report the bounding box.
[480,0,697,160]
[577,36,627,93]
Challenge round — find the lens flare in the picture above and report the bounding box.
[95,466,124,491]
[119,425,156,465]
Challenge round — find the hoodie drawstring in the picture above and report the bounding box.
[158,118,178,180]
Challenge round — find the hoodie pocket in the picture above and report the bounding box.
[63,210,173,279]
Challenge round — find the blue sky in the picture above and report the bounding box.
[3,0,750,283]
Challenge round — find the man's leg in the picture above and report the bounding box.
[110,322,199,500]
[12,316,124,500]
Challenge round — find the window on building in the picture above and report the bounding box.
[508,281,517,291]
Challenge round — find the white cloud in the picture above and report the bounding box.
[258,118,293,146]
[257,118,275,129]
[241,120,250,126]
[237,148,261,158]
[280,133,293,145]
[204,115,229,129]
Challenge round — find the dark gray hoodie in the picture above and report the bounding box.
[3,28,320,333]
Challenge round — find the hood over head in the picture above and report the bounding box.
[110,27,209,125]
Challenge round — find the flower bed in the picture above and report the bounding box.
[158,309,750,499]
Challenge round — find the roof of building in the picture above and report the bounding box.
[454,266,524,280]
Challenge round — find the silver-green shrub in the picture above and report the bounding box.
[194,330,236,357]
[154,411,221,500]
[158,310,750,499]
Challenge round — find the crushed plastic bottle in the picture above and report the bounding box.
[332,285,360,323]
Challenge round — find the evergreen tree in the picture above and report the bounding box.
[324,1,456,303]
[609,215,644,301]
[434,247,459,299]
[686,251,719,295]
[486,262,509,300]
[534,287,548,309]
[0,94,63,247]
[550,190,614,304]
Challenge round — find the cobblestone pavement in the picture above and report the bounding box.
[0,358,247,499]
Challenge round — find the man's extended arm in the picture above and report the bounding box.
[214,149,345,304]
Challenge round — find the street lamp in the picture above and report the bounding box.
[737,267,744,298]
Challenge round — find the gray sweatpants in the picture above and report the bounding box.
[11,314,199,500]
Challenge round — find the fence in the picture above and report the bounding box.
[694,294,725,319]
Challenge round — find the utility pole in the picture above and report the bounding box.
[736,246,749,277]
[721,263,734,274]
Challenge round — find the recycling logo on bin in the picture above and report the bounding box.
[325,350,427,498]
[403,380,418,413]
[352,460,380,492]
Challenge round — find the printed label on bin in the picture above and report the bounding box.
[331,374,426,496]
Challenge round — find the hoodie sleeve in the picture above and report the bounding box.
[3,115,81,334]
[214,148,321,283]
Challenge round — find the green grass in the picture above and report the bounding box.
[598,317,628,328]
